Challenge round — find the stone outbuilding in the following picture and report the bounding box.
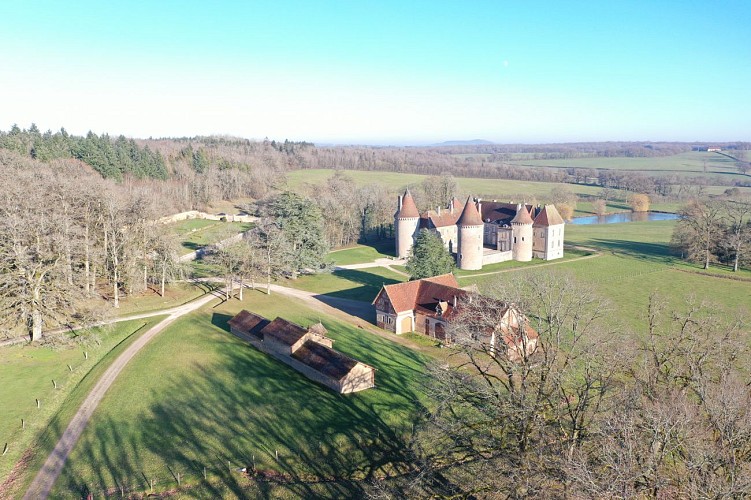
[228,311,375,393]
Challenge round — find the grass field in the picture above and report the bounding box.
[112,282,211,317]
[52,292,431,498]
[0,317,165,494]
[510,151,745,178]
[286,169,688,215]
[460,219,751,332]
[286,267,407,302]
[169,220,253,255]
[330,239,396,265]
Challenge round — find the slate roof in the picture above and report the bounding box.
[291,340,368,381]
[457,196,484,226]
[397,189,420,218]
[261,317,309,346]
[228,310,270,339]
[533,204,564,226]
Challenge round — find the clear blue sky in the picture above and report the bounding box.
[0,0,749,144]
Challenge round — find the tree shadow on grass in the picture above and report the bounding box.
[588,238,675,262]
[54,318,428,498]
[318,269,402,304]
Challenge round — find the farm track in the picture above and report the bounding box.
[21,288,228,500]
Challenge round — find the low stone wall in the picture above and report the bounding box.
[158,210,256,224]
[482,250,513,266]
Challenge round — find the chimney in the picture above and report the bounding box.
[437,205,441,215]
[398,195,403,211]
[453,295,457,307]
[476,198,482,216]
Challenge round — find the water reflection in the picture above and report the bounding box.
[571,211,679,225]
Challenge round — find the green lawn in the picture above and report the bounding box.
[330,239,396,266]
[460,219,751,332]
[52,292,431,498]
[169,221,253,255]
[0,317,165,495]
[113,282,211,317]
[509,151,745,177]
[286,267,407,302]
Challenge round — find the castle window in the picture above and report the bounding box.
[514,237,517,243]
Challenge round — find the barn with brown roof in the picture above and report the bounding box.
[227,310,375,393]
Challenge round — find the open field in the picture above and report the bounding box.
[461,219,751,332]
[286,267,407,302]
[509,151,746,177]
[51,292,431,498]
[112,282,212,317]
[286,169,688,215]
[330,239,395,265]
[0,317,165,494]
[168,220,253,255]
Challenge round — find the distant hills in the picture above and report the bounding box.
[431,139,495,147]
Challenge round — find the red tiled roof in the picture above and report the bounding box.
[421,209,461,229]
[376,274,463,315]
[511,204,534,224]
[291,340,367,381]
[457,196,484,226]
[260,317,309,346]
[397,189,420,218]
[533,204,564,226]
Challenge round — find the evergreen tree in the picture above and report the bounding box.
[266,192,329,274]
[406,229,455,280]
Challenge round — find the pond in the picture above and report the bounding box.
[570,211,679,225]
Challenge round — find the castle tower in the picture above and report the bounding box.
[532,204,565,260]
[395,189,420,258]
[511,204,534,262]
[457,196,484,270]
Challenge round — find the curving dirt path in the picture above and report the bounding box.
[22,289,227,500]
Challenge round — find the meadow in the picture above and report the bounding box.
[461,220,751,332]
[0,317,165,495]
[51,292,432,498]
[168,220,254,255]
[286,168,688,215]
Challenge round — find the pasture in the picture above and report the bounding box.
[0,317,165,494]
[286,168,686,215]
[168,220,253,255]
[462,219,751,332]
[51,292,432,498]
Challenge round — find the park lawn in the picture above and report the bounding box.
[52,292,432,498]
[113,282,210,317]
[459,219,751,333]
[330,239,396,266]
[169,218,218,235]
[285,267,407,302]
[0,317,165,495]
[452,248,593,278]
[175,221,253,255]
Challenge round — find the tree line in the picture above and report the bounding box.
[0,152,183,341]
[671,194,751,271]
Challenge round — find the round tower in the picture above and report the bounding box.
[457,196,484,270]
[511,203,533,261]
[395,190,420,258]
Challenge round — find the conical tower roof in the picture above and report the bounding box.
[511,204,534,224]
[397,189,419,218]
[533,204,564,226]
[457,196,484,226]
